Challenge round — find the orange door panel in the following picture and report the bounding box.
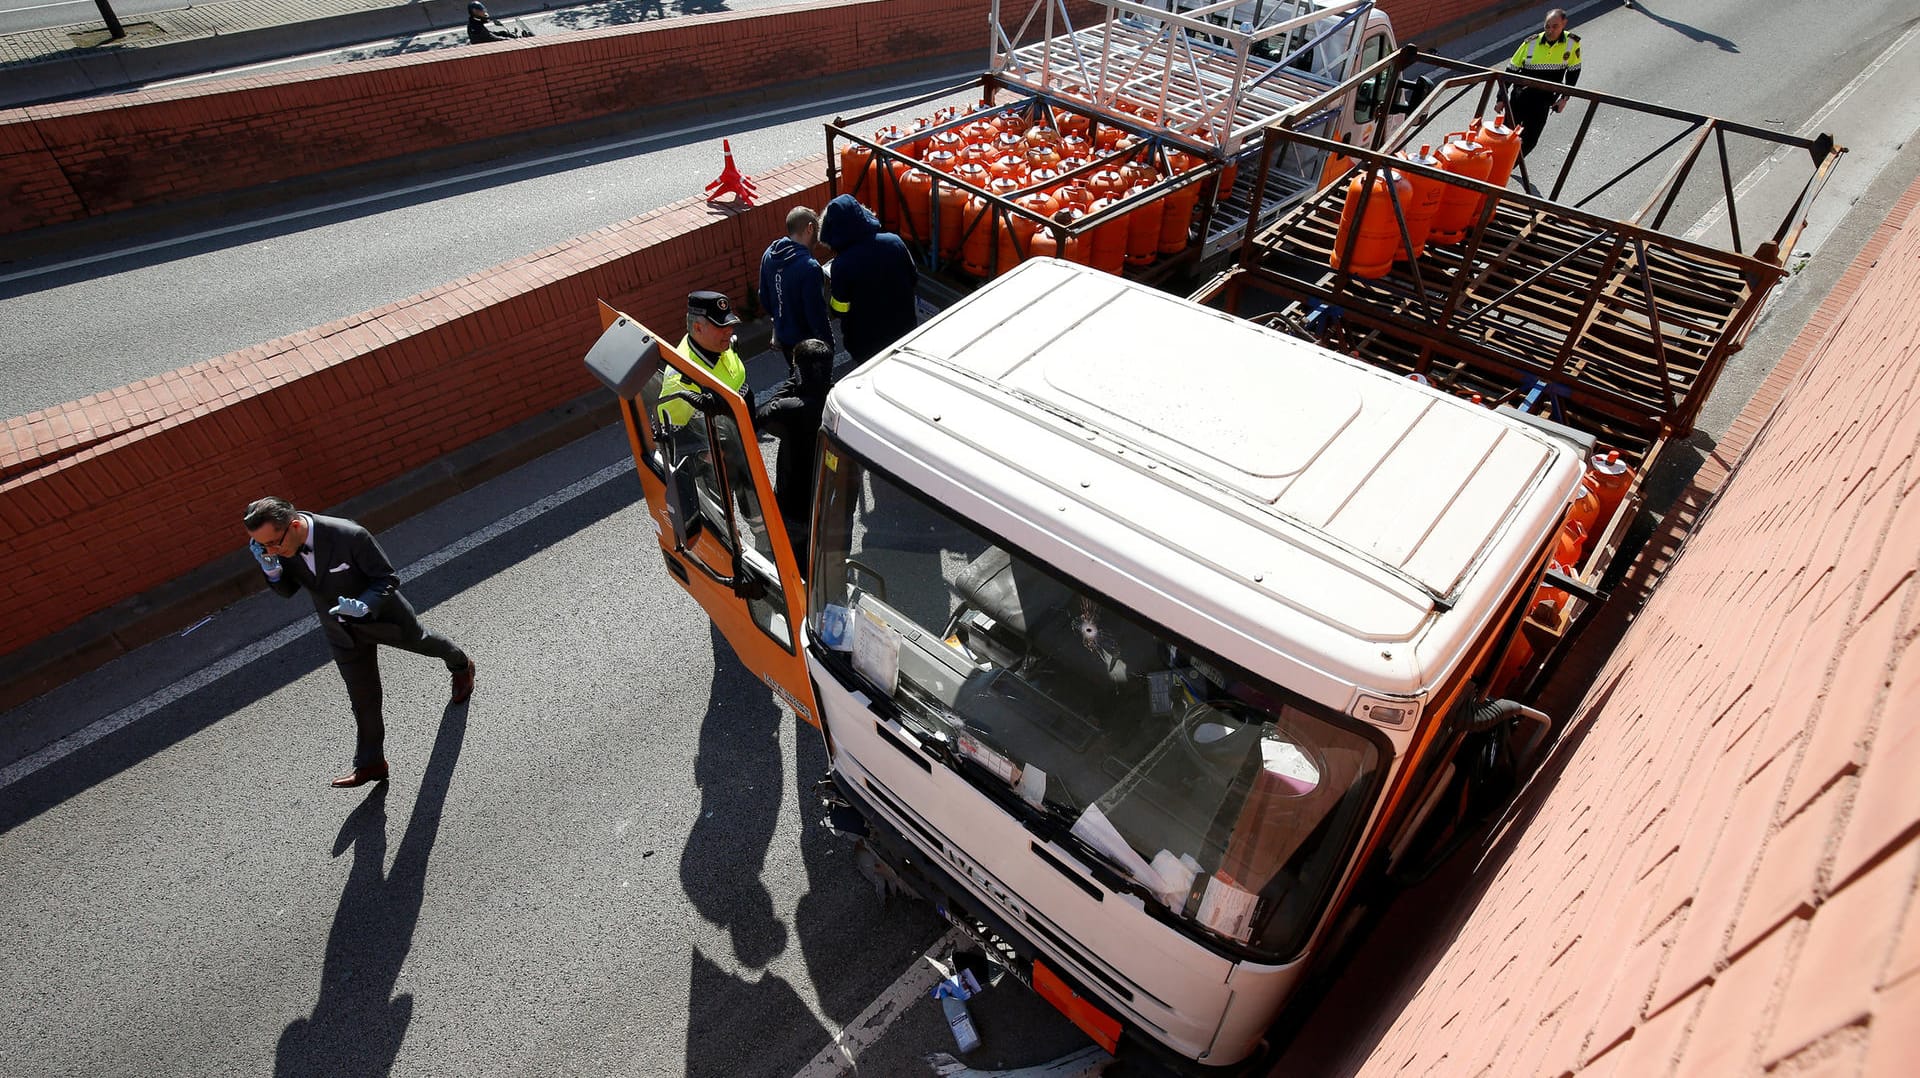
[584,304,819,726]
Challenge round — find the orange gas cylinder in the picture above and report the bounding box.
[1084,197,1128,274]
[1057,112,1091,139]
[1087,169,1129,202]
[1123,159,1162,192]
[839,141,875,209]
[989,153,1029,184]
[1317,150,1353,192]
[960,193,995,277]
[1218,157,1240,197]
[901,120,931,160]
[1157,184,1199,254]
[929,130,965,158]
[991,112,1028,136]
[1056,155,1089,175]
[1429,135,1493,244]
[1054,181,1094,210]
[1586,450,1635,526]
[1060,134,1091,161]
[1026,144,1063,172]
[998,191,1059,269]
[935,181,969,261]
[961,120,997,146]
[994,131,1027,157]
[1532,564,1573,623]
[924,149,961,174]
[1476,114,1523,190]
[1394,144,1445,259]
[900,167,934,245]
[1024,126,1061,151]
[1330,168,1412,278]
[961,141,995,170]
[953,160,990,191]
[1050,208,1090,264]
[1489,632,1535,697]
[1122,185,1163,266]
[1564,480,1602,536]
[1025,167,1062,192]
[1093,125,1126,152]
[1554,520,1588,568]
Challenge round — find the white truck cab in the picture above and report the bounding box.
[586,257,1585,1070]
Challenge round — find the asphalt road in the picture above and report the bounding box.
[4,1,1920,1076]
[0,0,190,36]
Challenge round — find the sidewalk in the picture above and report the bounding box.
[0,0,738,107]
[0,0,412,71]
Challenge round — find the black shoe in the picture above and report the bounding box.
[451,659,476,704]
[332,761,389,788]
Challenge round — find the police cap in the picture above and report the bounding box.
[688,290,741,327]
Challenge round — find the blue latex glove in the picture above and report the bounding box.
[329,596,370,619]
[249,540,282,582]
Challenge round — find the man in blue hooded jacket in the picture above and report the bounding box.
[819,194,919,364]
[759,207,833,368]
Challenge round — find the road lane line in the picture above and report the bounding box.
[1684,22,1920,243]
[0,72,968,287]
[790,926,965,1078]
[0,458,632,792]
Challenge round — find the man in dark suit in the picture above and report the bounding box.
[244,496,475,788]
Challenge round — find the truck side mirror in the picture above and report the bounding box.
[1392,74,1435,116]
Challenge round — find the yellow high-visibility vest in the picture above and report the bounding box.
[1508,32,1581,82]
[657,336,746,429]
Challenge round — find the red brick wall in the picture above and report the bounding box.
[0,0,1038,235]
[1286,174,1920,1076]
[0,158,831,659]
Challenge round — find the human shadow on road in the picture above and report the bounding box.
[273,701,469,1077]
[1628,2,1740,54]
[680,623,791,967]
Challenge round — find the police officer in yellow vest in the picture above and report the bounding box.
[658,290,748,430]
[1506,9,1582,162]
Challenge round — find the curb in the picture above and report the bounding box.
[0,0,558,109]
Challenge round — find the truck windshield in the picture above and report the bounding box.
[808,446,1385,962]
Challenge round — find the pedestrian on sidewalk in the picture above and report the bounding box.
[1506,8,1583,164]
[244,497,476,788]
[820,193,919,366]
[759,207,833,370]
[467,1,530,44]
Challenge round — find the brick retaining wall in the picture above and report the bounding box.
[0,157,830,659]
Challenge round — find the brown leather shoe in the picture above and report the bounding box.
[331,761,389,788]
[451,659,476,704]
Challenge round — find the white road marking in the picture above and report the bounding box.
[0,72,968,286]
[1684,22,1920,242]
[788,926,965,1078]
[0,459,633,792]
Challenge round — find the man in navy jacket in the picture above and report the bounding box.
[759,207,833,367]
[819,194,919,364]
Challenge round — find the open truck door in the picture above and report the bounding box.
[583,303,818,727]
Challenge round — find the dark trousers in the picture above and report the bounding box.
[331,621,468,767]
[1511,88,1556,159]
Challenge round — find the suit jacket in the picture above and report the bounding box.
[267,514,420,650]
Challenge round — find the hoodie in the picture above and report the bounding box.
[819,194,919,363]
[758,235,831,351]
